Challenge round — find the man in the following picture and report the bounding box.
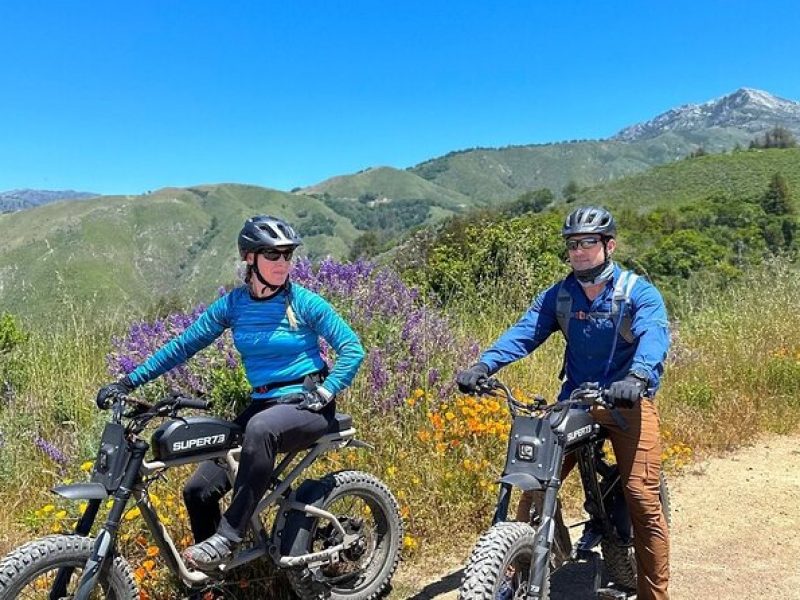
[456,206,670,600]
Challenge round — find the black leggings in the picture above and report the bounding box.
[183,399,336,543]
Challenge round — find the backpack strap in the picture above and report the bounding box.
[612,271,639,344]
[555,281,572,381]
[555,281,572,342]
[603,270,640,377]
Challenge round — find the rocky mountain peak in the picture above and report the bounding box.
[612,88,800,142]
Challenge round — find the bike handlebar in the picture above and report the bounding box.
[471,377,615,415]
[107,392,212,428]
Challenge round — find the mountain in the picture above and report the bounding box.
[0,189,97,213]
[613,88,800,142]
[312,88,799,205]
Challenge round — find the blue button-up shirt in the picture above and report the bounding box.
[480,265,670,400]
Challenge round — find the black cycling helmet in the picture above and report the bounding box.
[238,215,303,259]
[562,206,617,238]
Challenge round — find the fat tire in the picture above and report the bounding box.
[0,534,138,600]
[459,521,548,600]
[285,470,402,600]
[602,471,672,591]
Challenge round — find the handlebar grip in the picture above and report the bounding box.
[176,397,211,411]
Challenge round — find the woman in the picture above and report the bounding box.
[96,215,365,570]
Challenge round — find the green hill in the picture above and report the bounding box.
[304,166,473,210]
[409,129,753,203]
[302,166,476,239]
[0,184,359,321]
[574,147,800,209]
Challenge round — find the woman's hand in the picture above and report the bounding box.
[296,386,333,412]
[96,376,135,409]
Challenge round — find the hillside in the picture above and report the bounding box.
[0,184,359,321]
[575,147,800,210]
[408,131,750,202]
[303,166,473,210]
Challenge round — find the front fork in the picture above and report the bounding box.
[70,440,148,600]
[525,442,565,600]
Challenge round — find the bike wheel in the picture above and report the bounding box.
[285,471,402,600]
[602,471,671,591]
[0,534,138,600]
[459,521,548,600]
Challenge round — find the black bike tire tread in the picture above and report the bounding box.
[459,521,543,600]
[286,470,403,600]
[0,534,138,599]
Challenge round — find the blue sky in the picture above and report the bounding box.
[1,0,799,195]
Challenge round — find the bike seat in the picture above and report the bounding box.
[329,412,353,433]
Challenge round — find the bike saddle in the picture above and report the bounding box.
[329,412,353,433]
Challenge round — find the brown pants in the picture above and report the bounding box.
[516,400,669,600]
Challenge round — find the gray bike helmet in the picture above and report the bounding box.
[238,215,303,259]
[562,206,617,238]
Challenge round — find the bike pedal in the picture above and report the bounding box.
[597,588,634,599]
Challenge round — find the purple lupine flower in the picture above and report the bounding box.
[34,435,68,465]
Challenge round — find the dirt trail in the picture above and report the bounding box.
[393,434,800,599]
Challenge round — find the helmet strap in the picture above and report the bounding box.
[575,240,615,284]
[250,255,283,296]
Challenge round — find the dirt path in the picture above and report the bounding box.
[393,434,800,599]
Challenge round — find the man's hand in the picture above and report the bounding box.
[296,386,333,412]
[456,362,490,394]
[607,374,647,408]
[96,376,135,409]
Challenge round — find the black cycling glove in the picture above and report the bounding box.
[456,362,490,394]
[607,374,647,408]
[296,386,333,412]
[96,376,135,409]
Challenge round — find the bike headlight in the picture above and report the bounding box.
[517,442,536,461]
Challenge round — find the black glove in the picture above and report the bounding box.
[456,362,490,394]
[96,376,135,409]
[296,386,333,412]
[607,374,647,408]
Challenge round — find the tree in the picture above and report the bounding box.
[639,230,729,279]
[761,172,793,216]
[502,188,554,217]
[349,231,381,260]
[749,126,797,149]
[687,146,707,159]
[562,180,580,203]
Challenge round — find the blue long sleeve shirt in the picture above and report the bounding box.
[128,284,365,400]
[480,265,670,400]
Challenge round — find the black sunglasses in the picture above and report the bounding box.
[259,248,295,261]
[565,238,601,251]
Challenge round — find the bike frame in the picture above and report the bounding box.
[483,382,627,600]
[51,400,363,599]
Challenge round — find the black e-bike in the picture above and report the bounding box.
[458,379,670,600]
[0,393,402,600]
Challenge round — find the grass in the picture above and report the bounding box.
[1,259,799,597]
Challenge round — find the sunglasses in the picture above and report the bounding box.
[259,248,295,261]
[565,238,601,251]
